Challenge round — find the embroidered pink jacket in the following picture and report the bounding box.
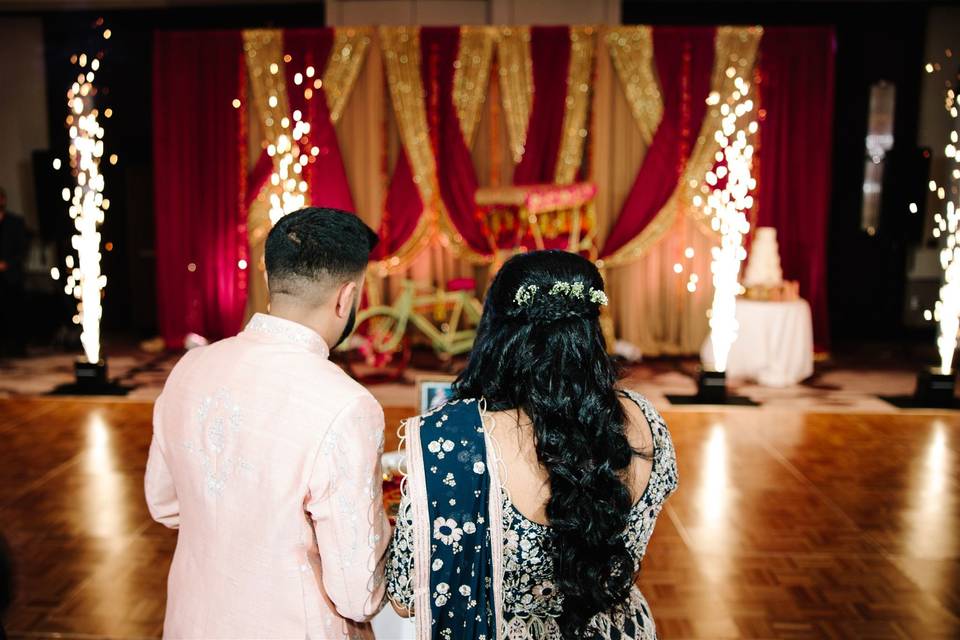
[145,313,390,639]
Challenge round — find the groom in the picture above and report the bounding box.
[145,207,389,639]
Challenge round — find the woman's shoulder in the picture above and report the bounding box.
[619,389,678,496]
[619,390,667,431]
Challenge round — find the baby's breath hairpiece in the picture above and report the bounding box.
[514,280,608,307]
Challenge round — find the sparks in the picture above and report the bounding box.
[924,60,960,374]
[702,72,756,373]
[63,41,109,364]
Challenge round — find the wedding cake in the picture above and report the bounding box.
[743,227,799,301]
[744,227,783,287]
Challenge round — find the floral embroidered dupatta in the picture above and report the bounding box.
[403,399,506,639]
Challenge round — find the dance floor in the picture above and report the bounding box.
[1,398,958,639]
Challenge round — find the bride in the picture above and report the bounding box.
[385,250,678,640]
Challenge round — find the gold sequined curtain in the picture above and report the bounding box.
[496,27,533,165]
[242,29,287,320]
[242,27,375,318]
[592,26,762,355]
[554,26,596,184]
[240,24,764,356]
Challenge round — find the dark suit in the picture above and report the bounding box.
[0,211,27,355]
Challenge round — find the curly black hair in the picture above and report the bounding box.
[453,250,640,636]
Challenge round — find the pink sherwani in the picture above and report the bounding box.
[145,313,390,639]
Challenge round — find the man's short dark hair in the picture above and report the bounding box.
[265,207,379,302]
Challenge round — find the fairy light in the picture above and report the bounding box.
[701,71,757,372]
[924,52,960,374]
[62,33,109,363]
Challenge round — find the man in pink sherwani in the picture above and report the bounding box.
[145,208,389,639]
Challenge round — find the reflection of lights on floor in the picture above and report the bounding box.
[693,423,734,590]
[699,424,730,531]
[700,424,729,526]
[84,412,126,539]
[905,421,954,560]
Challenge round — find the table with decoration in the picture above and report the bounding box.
[701,297,814,387]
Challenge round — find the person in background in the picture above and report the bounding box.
[0,187,27,357]
[145,207,390,639]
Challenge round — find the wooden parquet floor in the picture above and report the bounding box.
[0,398,958,639]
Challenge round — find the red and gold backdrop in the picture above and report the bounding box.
[153,25,835,354]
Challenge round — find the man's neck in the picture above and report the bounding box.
[268,302,336,346]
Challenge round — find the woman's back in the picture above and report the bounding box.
[387,390,678,639]
[385,250,678,639]
[494,390,677,638]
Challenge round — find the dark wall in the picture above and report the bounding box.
[622,1,934,349]
[32,3,326,338]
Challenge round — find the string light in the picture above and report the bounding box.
[701,70,757,372]
[923,53,960,374]
[63,34,110,364]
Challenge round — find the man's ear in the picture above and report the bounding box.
[335,280,358,319]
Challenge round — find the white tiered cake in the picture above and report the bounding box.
[743,227,799,301]
[744,227,783,287]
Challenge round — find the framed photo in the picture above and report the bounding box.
[416,375,457,414]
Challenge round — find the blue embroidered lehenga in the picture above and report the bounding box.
[386,390,678,640]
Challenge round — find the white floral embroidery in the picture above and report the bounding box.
[433,517,464,546]
[463,521,476,534]
[473,461,486,474]
[185,389,255,497]
[459,585,472,597]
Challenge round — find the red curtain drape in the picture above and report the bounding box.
[422,27,490,254]
[378,150,424,258]
[601,27,716,258]
[513,26,572,185]
[756,27,835,349]
[283,29,356,212]
[153,31,247,348]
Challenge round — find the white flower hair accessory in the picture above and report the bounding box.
[514,280,608,308]
[514,284,539,306]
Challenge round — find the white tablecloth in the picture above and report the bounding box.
[372,606,416,639]
[701,299,814,387]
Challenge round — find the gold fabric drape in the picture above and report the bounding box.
[554,26,596,185]
[377,26,439,275]
[323,28,373,124]
[242,27,374,315]
[243,30,290,151]
[593,27,761,354]
[605,26,661,147]
[685,26,763,234]
[496,27,533,164]
[453,27,496,147]
[239,25,766,356]
[599,26,763,268]
[242,30,289,320]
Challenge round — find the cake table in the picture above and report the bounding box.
[701,298,814,387]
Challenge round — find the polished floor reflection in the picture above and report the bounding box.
[1,398,958,639]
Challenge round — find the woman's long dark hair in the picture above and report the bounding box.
[453,250,638,635]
